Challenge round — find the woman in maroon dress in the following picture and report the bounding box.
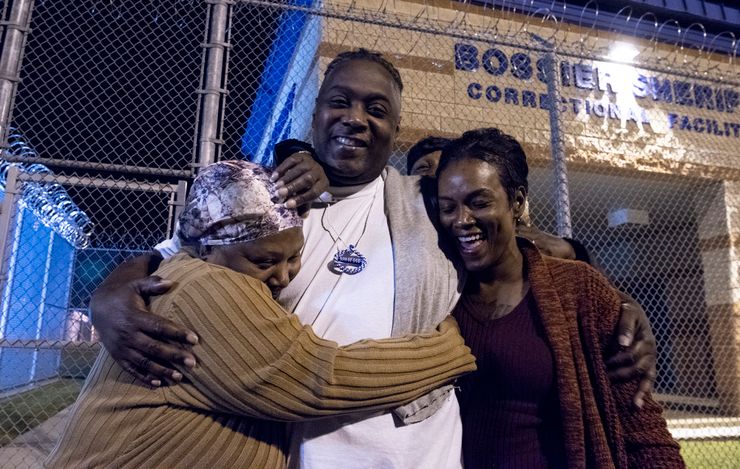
[434,128,684,469]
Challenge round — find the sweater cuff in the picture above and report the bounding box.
[392,385,454,425]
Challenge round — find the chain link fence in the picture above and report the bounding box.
[0,1,193,466]
[0,0,739,467]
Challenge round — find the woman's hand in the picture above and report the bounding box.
[271,151,329,213]
[90,255,199,386]
[606,291,657,409]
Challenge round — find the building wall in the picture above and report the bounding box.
[317,0,738,176]
[312,0,740,414]
[0,205,74,391]
[699,182,740,414]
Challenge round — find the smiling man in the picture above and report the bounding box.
[277,50,657,468]
[277,49,466,468]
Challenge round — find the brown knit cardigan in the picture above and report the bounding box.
[520,240,684,469]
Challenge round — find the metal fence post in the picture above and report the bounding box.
[0,164,20,292]
[0,0,34,145]
[542,49,572,238]
[193,0,233,173]
[167,180,189,238]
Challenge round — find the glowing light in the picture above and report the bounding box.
[608,42,639,64]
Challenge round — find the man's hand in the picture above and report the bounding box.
[606,291,657,409]
[271,151,329,213]
[91,273,199,386]
[515,224,576,260]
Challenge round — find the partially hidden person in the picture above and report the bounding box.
[407,135,451,177]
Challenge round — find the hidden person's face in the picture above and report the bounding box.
[208,227,304,299]
[312,60,401,186]
[437,158,524,273]
[409,150,442,177]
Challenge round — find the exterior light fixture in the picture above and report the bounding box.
[608,42,639,64]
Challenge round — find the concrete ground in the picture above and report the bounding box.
[1,406,739,468]
[0,406,71,469]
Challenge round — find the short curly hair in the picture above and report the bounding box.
[323,48,404,93]
[406,136,451,175]
[438,128,529,204]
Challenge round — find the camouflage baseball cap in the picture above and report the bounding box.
[177,160,302,246]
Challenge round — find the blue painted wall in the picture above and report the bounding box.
[0,205,74,390]
[241,0,319,166]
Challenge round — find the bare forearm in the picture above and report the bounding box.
[89,250,195,385]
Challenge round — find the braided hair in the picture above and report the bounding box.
[323,48,404,93]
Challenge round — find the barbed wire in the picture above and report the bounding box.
[0,127,93,249]
[251,0,738,85]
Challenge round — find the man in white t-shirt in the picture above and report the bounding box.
[95,49,466,468]
[277,50,463,468]
[91,49,659,468]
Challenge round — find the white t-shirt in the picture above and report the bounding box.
[281,177,462,469]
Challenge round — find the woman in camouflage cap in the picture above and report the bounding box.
[177,159,304,298]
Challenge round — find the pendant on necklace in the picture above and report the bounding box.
[332,244,367,275]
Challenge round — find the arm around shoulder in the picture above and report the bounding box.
[580,268,685,469]
[90,251,198,385]
[162,266,476,421]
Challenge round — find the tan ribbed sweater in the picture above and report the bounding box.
[46,254,476,468]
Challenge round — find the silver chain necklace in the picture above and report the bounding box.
[319,181,379,275]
